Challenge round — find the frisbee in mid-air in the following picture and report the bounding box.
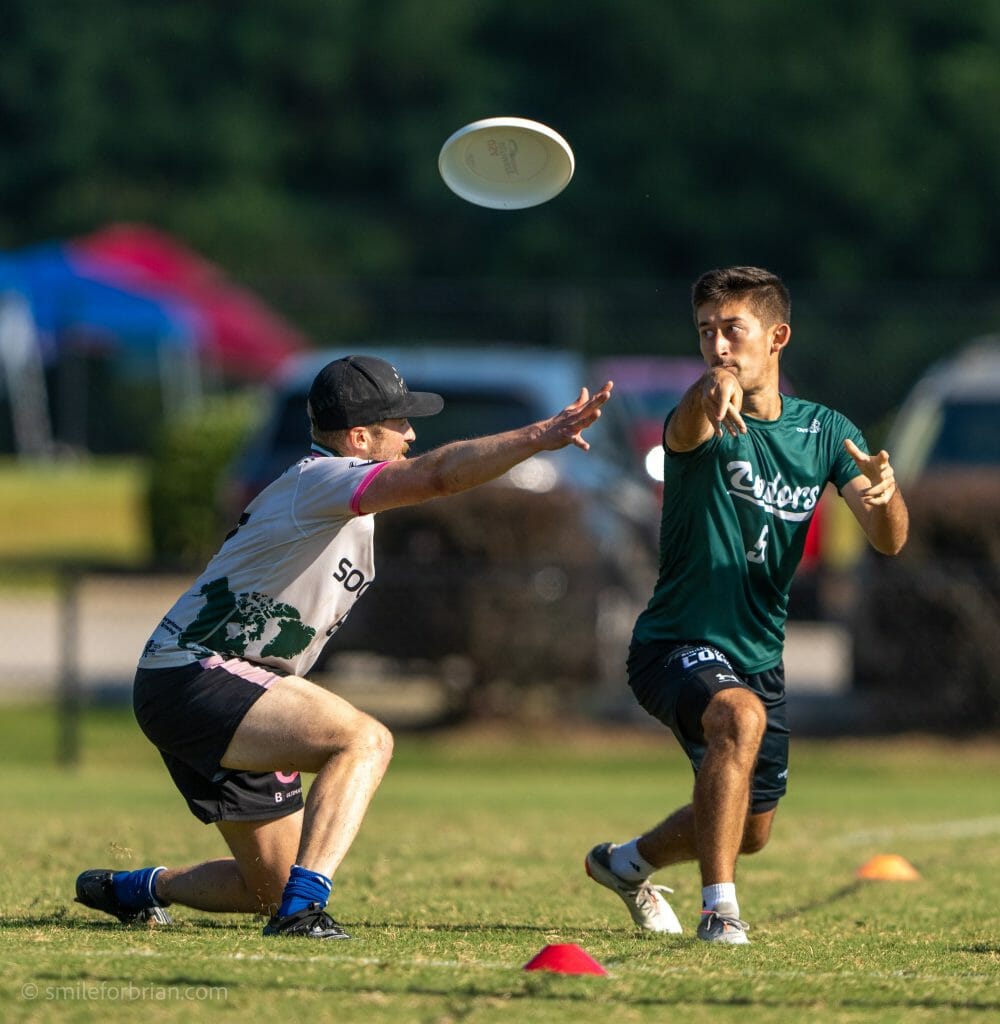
[438,117,575,210]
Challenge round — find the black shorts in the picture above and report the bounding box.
[133,656,305,825]
[627,639,789,813]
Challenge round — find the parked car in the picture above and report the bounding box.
[851,338,1000,730]
[224,344,660,715]
[591,356,705,490]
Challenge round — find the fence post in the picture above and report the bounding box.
[58,567,81,767]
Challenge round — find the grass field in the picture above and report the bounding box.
[0,457,148,573]
[0,705,997,1023]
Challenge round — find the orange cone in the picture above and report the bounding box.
[523,944,608,975]
[856,854,921,880]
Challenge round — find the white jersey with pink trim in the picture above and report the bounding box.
[138,446,388,677]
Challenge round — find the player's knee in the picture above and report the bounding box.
[349,715,394,768]
[703,690,766,750]
[740,812,774,855]
[740,828,770,855]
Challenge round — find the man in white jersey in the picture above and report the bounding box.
[76,354,613,939]
[584,267,909,943]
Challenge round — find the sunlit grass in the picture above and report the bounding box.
[0,457,149,574]
[1,705,997,1023]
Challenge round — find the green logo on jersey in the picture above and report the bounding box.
[178,577,316,659]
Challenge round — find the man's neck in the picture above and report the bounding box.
[741,385,783,422]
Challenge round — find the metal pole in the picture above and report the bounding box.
[58,567,81,767]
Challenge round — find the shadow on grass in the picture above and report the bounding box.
[3,913,254,933]
[345,920,635,937]
[762,881,863,923]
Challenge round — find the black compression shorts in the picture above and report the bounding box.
[627,639,789,813]
[133,657,305,825]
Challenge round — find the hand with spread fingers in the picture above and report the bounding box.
[538,381,614,451]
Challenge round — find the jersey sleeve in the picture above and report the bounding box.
[291,457,387,523]
[829,412,868,491]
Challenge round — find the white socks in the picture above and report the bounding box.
[609,840,740,916]
[609,840,656,883]
[702,882,738,915]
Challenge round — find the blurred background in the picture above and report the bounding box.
[2,0,999,750]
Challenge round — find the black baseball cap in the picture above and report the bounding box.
[308,355,444,430]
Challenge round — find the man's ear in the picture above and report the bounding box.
[770,323,791,354]
[345,425,370,454]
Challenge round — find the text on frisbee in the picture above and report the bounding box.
[438,117,575,210]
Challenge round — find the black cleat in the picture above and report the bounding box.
[75,869,173,926]
[263,902,350,939]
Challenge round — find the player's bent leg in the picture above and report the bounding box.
[152,812,304,914]
[220,675,394,880]
[694,688,766,885]
[740,808,776,856]
[218,676,392,938]
[220,675,393,775]
[636,804,698,867]
[217,813,303,913]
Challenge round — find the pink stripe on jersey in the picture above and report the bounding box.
[199,654,282,689]
[350,461,391,515]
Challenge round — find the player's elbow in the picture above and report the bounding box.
[879,535,907,557]
[870,524,908,557]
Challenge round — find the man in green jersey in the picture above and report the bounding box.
[585,266,908,944]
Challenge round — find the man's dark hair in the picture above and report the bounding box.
[691,266,791,328]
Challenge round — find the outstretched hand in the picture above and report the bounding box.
[844,438,897,507]
[538,381,614,451]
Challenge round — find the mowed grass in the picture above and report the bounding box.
[0,457,149,571]
[0,705,998,1024]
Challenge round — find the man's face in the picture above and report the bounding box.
[364,418,416,462]
[695,300,784,391]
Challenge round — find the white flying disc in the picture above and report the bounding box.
[438,117,575,210]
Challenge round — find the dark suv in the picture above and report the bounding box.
[851,339,1000,730]
[225,344,660,715]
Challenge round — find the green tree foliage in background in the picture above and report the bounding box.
[3,0,1000,285]
[147,393,260,567]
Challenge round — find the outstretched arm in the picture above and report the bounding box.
[665,368,746,452]
[356,382,614,514]
[841,438,909,555]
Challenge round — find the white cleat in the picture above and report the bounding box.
[696,901,750,944]
[585,842,683,934]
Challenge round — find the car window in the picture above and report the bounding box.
[928,400,1000,466]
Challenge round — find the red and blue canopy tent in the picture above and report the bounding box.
[0,224,309,454]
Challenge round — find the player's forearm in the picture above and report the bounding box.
[665,370,732,451]
[413,425,544,497]
[358,425,545,513]
[864,490,909,555]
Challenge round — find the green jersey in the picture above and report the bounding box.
[633,395,866,673]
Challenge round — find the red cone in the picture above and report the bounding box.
[523,944,608,975]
